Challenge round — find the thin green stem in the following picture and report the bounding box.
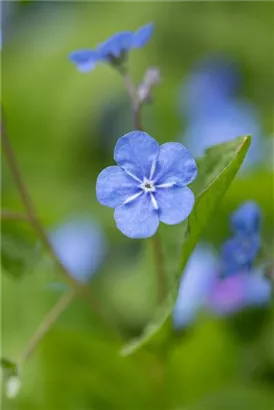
[1,116,120,339]
[20,290,75,363]
[151,234,166,304]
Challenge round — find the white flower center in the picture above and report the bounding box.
[140,177,156,193]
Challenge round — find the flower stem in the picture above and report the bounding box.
[122,71,142,130]
[121,73,166,304]
[1,115,120,339]
[151,234,166,304]
[1,209,29,221]
[20,290,75,363]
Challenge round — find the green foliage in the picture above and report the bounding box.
[1,222,38,280]
[0,358,18,373]
[121,136,251,356]
[1,358,21,399]
[2,1,274,409]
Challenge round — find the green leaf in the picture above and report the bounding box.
[0,358,18,373]
[121,135,251,356]
[1,222,38,279]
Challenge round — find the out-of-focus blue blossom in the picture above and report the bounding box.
[96,131,197,239]
[174,202,271,329]
[221,235,261,275]
[207,273,248,315]
[173,244,219,328]
[1,0,16,47]
[244,268,272,306]
[174,249,272,329]
[50,216,106,282]
[179,55,265,169]
[208,271,272,315]
[180,56,241,119]
[230,201,261,237]
[221,201,262,275]
[69,23,154,73]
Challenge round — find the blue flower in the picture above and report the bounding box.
[96,131,197,239]
[174,244,271,329]
[50,216,106,282]
[69,23,154,73]
[230,201,261,237]
[221,235,261,276]
[179,55,241,119]
[179,56,265,170]
[208,271,272,315]
[173,244,218,329]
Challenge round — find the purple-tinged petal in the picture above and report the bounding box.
[114,193,159,238]
[114,131,160,180]
[97,32,133,59]
[208,274,247,315]
[173,244,218,329]
[69,49,99,72]
[132,23,154,48]
[154,142,197,187]
[245,273,272,306]
[230,201,261,237]
[96,166,139,208]
[155,186,195,225]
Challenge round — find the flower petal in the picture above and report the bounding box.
[69,50,99,72]
[173,244,218,329]
[96,166,139,208]
[50,217,106,283]
[208,274,247,315]
[230,201,261,236]
[114,131,160,180]
[97,32,133,58]
[155,186,195,225]
[132,23,154,48]
[245,274,272,306]
[154,142,197,186]
[114,193,159,238]
[221,235,260,275]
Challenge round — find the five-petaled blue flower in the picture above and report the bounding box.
[96,131,198,239]
[69,23,154,73]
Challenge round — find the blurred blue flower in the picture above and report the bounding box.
[173,244,218,328]
[230,201,261,237]
[180,55,240,119]
[221,235,261,275]
[208,271,272,315]
[96,131,197,239]
[69,23,154,73]
[50,216,106,282]
[179,55,265,169]
[174,246,271,329]
[174,202,271,329]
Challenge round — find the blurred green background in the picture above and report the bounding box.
[1,1,274,409]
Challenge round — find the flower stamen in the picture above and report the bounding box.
[140,177,156,193]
